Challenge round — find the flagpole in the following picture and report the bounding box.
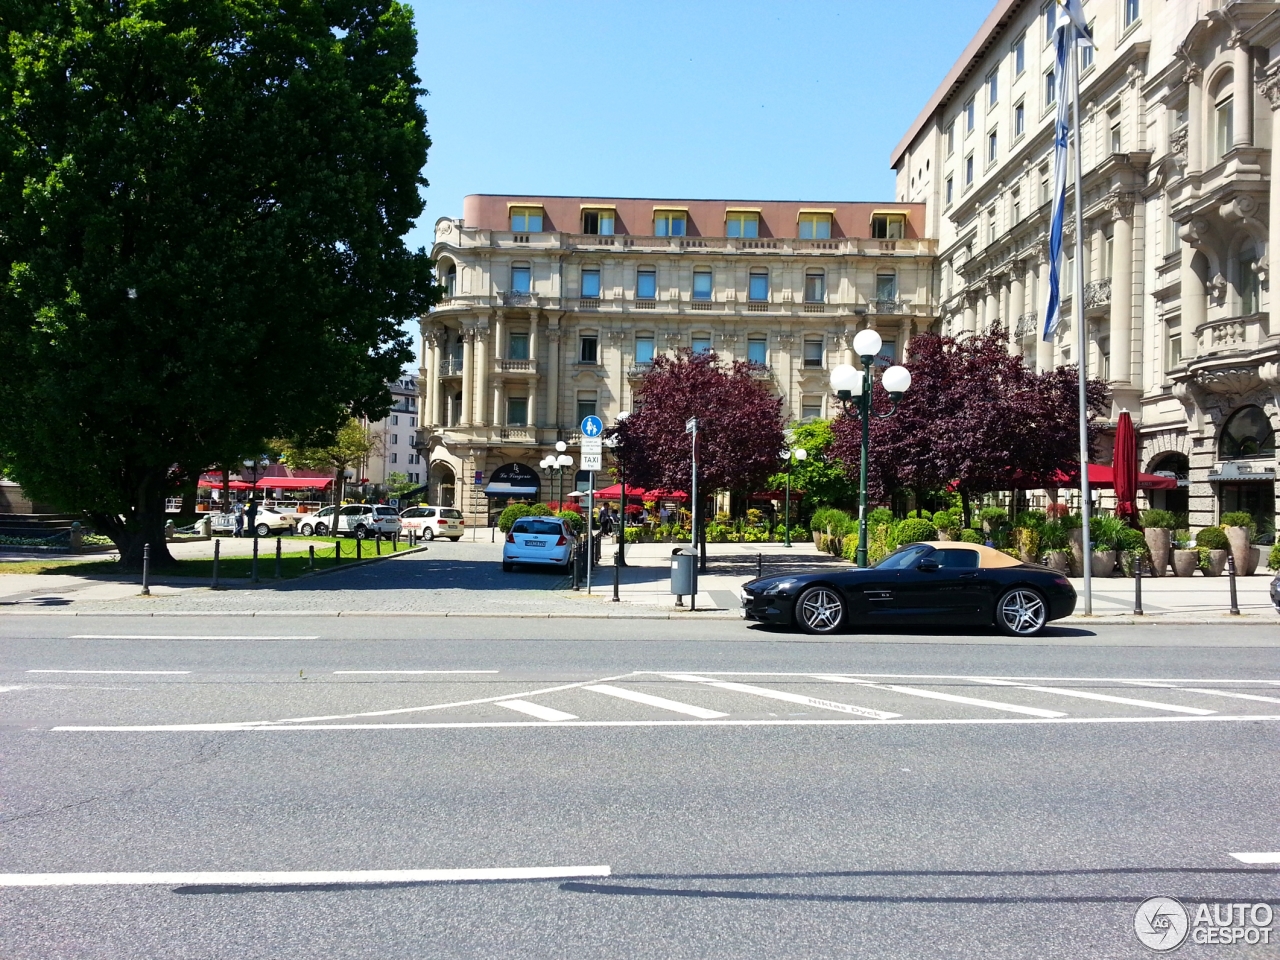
[1070,29,1092,616]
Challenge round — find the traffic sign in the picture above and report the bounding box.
[582,451,603,471]
[580,415,604,438]
[580,436,602,455]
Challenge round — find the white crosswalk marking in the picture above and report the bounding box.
[1230,853,1280,865]
[974,679,1216,715]
[663,674,900,720]
[584,684,727,719]
[812,676,1067,719]
[497,700,578,722]
[1123,681,1280,705]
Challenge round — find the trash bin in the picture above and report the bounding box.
[670,548,696,596]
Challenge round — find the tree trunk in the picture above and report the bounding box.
[960,489,972,530]
[93,477,179,572]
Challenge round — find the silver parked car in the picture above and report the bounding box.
[334,504,402,540]
[295,505,337,536]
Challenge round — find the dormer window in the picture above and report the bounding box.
[870,212,907,239]
[797,211,832,240]
[582,208,615,235]
[654,209,687,236]
[509,206,543,232]
[725,210,759,238]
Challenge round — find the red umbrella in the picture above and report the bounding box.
[1113,410,1139,524]
[1046,463,1175,491]
[594,483,646,501]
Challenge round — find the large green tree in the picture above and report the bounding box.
[0,1,436,568]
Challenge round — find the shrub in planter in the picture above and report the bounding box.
[933,509,961,540]
[557,510,584,534]
[623,527,642,544]
[1117,527,1149,576]
[1014,510,1047,531]
[1268,542,1280,572]
[1014,526,1040,563]
[528,503,551,517]
[959,529,984,545]
[1172,549,1199,577]
[498,504,534,532]
[1089,514,1128,552]
[1140,509,1178,530]
[1220,511,1258,575]
[896,518,937,545]
[842,534,859,563]
[1194,526,1229,551]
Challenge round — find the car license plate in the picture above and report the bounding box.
[525,540,545,547]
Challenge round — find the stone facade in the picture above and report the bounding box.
[361,377,420,489]
[893,0,1280,535]
[418,196,934,522]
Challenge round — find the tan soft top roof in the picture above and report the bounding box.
[931,542,1023,568]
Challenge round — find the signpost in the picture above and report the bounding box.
[581,416,604,594]
[686,417,699,610]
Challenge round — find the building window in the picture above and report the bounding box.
[581,267,601,299]
[576,393,598,423]
[391,415,399,426]
[747,336,767,365]
[1239,254,1261,314]
[1040,163,1051,203]
[876,272,897,302]
[726,211,759,238]
[410,417,417,427]
[1013,32,1026,75]
[987,68,998,107]
[1124,0,1140,28]
[804,270,825,303]
[987,129,998,164]
[390,452,397,464]
[511,265,531,294]
[1219,405,1275,459]
[964,153,974,186]
[654,210,686,236]
[1166,322,1182,369]
[636,268,657,300]
[964,97,975,132]
[871,213,906,239]
[635,335,655,364]
[946,122,955,155]
[1216,96,1233,162]
[508,331,529,361]
[802,338,824,368]
[945,176,954,206]
[987,207,997,245]
[582,209,614,235]
[692,268,713,301]
[391,433,399,445]
[444,264,456,297]
[1014,101,1025,139]
[506,397,527,426]
[1110,117,1121,154]
[801,396,823,420]
[748,269,769,301]
[1043,1,1056,43]
[1079,29,1094,71]
[798,213,832,239]
[509,206,542,232]
[1011,187,1022,224]
[1101,226,1114,279]
[579,335,598,365]
[692,335,712,355]
[1045,68,1056,107]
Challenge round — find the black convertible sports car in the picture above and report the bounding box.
[741,541,1077,636]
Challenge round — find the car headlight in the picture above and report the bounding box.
[762,579,797,596]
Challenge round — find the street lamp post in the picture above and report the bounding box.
[780,446,807,547]
[829,329,912,568]
[606,412,629,566]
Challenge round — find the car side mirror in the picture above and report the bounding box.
[916,558,940,572]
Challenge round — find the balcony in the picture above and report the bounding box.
[498,427,535,442]
[627,362,653,379]
[501,291,536,307]
[439,357,464,376]
[1083,278,1111,317]
[870,298,906,314]
[1194,312,1270,357]
[575,297,600,311]
[496,358,536,374]
[635,299,656,310]
[1014,311,1039,338]
[803,302,826,313]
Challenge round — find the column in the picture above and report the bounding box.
[444,392,454,429]
[493,380,504,429]
[473,320,489,427]
[1180,236,1206,361]
[962,295,977,335]
[1009,264,1026,356]
[1264,70,1280,291]
[1036,257,1054,373]
[423,333,436,427]
[998,279,1010,334]
[1109,200,1134,384]
[1185,65,1203,177]
[546,322,561,429]
[1233,35,1253,149]
[460,329,474,426]
[493,312,505,360]
[900,318,914,360]
[984,282,999,335]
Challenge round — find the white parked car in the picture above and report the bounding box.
[295,505,337,536]
[334,504,402,539]
[209,506,295,538]
[399,506,465,541]
[502,516,575,572]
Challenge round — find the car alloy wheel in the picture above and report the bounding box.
[795,585,845,635]
[315,523,328,536]
[423,528,435,540]
[299,523,313,536]
[256,523,271,538]
[353,524,368,540]
[997,587,1047,636]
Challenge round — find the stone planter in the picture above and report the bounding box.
[1172,549,1199,577]
[1091,550,1117,578]
[936,529,954,541]
[1044,550,1070,574]
[1225,526,1255,576]
[1204,549,1228,577]
[813,531,823,549]
[1246,545,1262,577]
[1068,528,1084,578]
[1143,527,1171,577]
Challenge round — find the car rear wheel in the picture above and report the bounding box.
[996,587,1048,637]
[255,523,271,538]
[795,585,846,635]
[448,536,461,542]
[502,561,513,572]
[353,524,368,540]
[314,523,328,536]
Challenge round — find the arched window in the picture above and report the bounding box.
[1236,245,1260,315]
[1219,405,1275,459]
[445,263,457,297]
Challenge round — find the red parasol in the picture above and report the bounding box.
[1112,410,1139,524]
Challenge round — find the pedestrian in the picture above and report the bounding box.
[659,506,669,526]
[246,498,258,538]
[233,501,245,538]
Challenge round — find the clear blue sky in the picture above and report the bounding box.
[402,0,994,253]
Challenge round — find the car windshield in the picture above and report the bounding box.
[440,509,463,519]
[873,544,933,570]
[512,520,562,536]
[374,507,397,517]
[400,509,423,518]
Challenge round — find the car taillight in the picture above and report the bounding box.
[555,535,567,546]
[506,532,515,543]
[437,518,447,524]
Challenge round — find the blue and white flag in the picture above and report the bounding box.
[1042,26,1073,343]
[1057,0,1093,47]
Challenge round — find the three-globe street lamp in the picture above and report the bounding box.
[780,446,807,548]
[829,328,912,568]
[540,440,574,508]
[241,456,271,503]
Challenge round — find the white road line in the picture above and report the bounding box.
[973,679,1216,715]
[1122,681,1280,705]
[0,865,611,887]
[0,686,21,693]
[497,700,578,722]
[664,674,900,720]
[68,635,319,641]
[584,684,728,719]
[813,675,1067,719]
[52,714,1280,732]
[332,671,499,675]
[651,672,1280,684]
[26,670,190,676]
[1230,853,1280,865]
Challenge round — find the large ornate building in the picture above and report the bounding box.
[418,196,934,520]
[892,0,1279,534]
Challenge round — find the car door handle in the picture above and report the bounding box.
[958,572,979,579]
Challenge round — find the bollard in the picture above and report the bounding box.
[251,537,259,583]
[308,544,315,571]
[1227,551,1240,615]
[141,543,151,596]
[410,530,416,548]
[274,537,282,579]
[612,550,620,602]
[1133,554,1143,616]
[492,524,496,543]
[335,537,341,565]
[376,534,382,556]
[211,538,220,589]
[356,537,362,561]
[757,553,763,580]
[571,546,580,591]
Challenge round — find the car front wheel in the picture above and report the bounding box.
[299,523,313,536]
[794,585,846,635]
[422,528,435,540]
[256,523,271,538]
[996,587,1048,637]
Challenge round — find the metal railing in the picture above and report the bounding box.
[439,357,464,376]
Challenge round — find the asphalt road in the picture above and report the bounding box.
[2,614,1279,959]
